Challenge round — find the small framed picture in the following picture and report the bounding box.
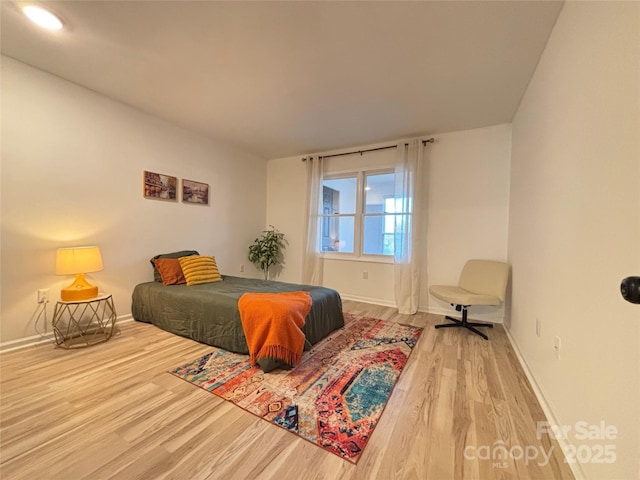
[143,171,177,201]
[182,179,209,205]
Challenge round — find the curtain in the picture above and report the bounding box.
[394,139,426,314]
[301,155,324,285]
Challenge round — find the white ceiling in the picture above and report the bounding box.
[1,1,563,159]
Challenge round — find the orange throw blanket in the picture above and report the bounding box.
[238,291,312,367]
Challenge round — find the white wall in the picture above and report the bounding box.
[425,124,511,320]
[508,2,640,479]
[265,154,308,283]
[0,56,267,344]
[267,124,512,320]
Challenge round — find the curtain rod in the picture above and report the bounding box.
[301,137,434,161]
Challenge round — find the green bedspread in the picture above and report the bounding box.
[131,275,344,354]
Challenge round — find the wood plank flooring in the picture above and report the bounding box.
[0,301,574,479]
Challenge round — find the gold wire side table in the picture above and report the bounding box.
[52,293,117,348]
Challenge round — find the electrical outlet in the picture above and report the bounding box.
[362,271,368,280]
[37,289,49,304]
[536,318,541,337]
[554,336,561,359]
[240,264,245,273]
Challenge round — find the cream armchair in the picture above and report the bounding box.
[429,259,510,340]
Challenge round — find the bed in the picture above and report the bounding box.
[131,275,344,355]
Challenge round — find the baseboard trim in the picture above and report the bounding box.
[420,305,503,324]
[0,332,57,353]
[0,314,134,353]
[338,299,506,323]
[339,294,396,308]
[503,326,585,480]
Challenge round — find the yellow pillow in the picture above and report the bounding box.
[178,255,222,286]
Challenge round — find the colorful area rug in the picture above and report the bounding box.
[169,314,423,463]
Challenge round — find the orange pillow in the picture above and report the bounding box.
[153,258,186,286]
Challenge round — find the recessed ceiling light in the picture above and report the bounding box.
[22,5,63,30]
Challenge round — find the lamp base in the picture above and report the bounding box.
[61,273,99,301]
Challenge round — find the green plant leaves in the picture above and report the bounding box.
[248,225,286,279]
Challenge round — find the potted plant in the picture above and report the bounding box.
[248,225,286,280]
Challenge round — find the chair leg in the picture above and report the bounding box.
[435,306,493,340]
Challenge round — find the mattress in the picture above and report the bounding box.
[131,275,344,354]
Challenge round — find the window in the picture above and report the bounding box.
[321,177,356,253]
[320,169,406,257]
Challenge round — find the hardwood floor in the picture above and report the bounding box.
[0,301,574,479]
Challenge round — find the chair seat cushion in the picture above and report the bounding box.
[429,285,501,306]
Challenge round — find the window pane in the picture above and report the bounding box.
[321,215,355,253]
[394,214,409,258]
[363,214,397,255]
[322,177,357,215]
[365,173,395,213]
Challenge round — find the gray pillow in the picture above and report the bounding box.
[150,250,199,282]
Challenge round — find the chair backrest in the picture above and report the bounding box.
[459,259,510,302]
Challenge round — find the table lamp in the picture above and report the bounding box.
[56,246,104,301]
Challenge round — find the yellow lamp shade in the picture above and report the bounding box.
[56,246,103,301]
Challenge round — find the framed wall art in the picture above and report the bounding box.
[182,179,209,205]
[143,170,177,201]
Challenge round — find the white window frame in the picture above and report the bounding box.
[320,168,395,263]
